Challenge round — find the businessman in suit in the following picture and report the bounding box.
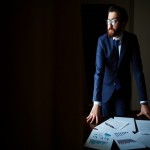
[86,4,150,124]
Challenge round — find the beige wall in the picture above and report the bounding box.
[132,0,150,110]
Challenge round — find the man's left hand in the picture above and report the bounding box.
[137,104,150,119]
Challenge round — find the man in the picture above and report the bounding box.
[86,4,150,124]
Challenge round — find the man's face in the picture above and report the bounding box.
[107,12,122,38]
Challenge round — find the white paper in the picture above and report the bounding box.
[136,120,150,135]
[91,118,149,149]
[113,131,146,150]
[114,117,136,132]
[105,118,129,130]
[95,118,117,133]
[84,129,113,150]
[135,132,150,148]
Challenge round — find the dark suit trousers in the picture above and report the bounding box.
[101,90,131,117]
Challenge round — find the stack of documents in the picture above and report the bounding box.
[84,117,150,150]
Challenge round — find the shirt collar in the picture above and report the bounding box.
[113,32,123,42]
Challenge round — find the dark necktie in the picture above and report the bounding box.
[114,40,120,60]
[114,40,121,90]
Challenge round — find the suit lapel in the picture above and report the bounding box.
[110,38,114,50]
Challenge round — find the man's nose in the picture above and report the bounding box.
[108,24,113,29]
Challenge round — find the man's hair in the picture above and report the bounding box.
[108,4,128,23]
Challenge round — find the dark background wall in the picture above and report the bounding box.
[1,0,83,149]
[81,4,110,108]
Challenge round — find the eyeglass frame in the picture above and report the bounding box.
[106,19,119,26]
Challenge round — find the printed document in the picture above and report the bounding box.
[136,120,150,135]
[114,117,136,132]
[84,129,113,150]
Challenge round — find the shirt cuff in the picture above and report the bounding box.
[140,101,148,104]
[93,101,101,106]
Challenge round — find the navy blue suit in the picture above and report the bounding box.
[93,31,148,116]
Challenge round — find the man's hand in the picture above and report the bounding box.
[86,104,103,124]
[137,104,150,119]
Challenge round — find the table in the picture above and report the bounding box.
[83,112,150,150]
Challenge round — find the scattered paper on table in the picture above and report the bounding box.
[136,120,150,135]
[113,131,146,150]
[95,118,128,133]
[85,117,149,150]
[135,132,150,148]
[84,129,113,150]
[105,118,129,130]
[114,117,136,132]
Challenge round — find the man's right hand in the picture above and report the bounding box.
[86,104,103,124]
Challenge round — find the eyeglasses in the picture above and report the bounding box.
[106,19,119,26]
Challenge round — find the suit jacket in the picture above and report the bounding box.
[93,31,148,103]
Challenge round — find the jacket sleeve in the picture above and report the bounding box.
[92,37,105,102]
